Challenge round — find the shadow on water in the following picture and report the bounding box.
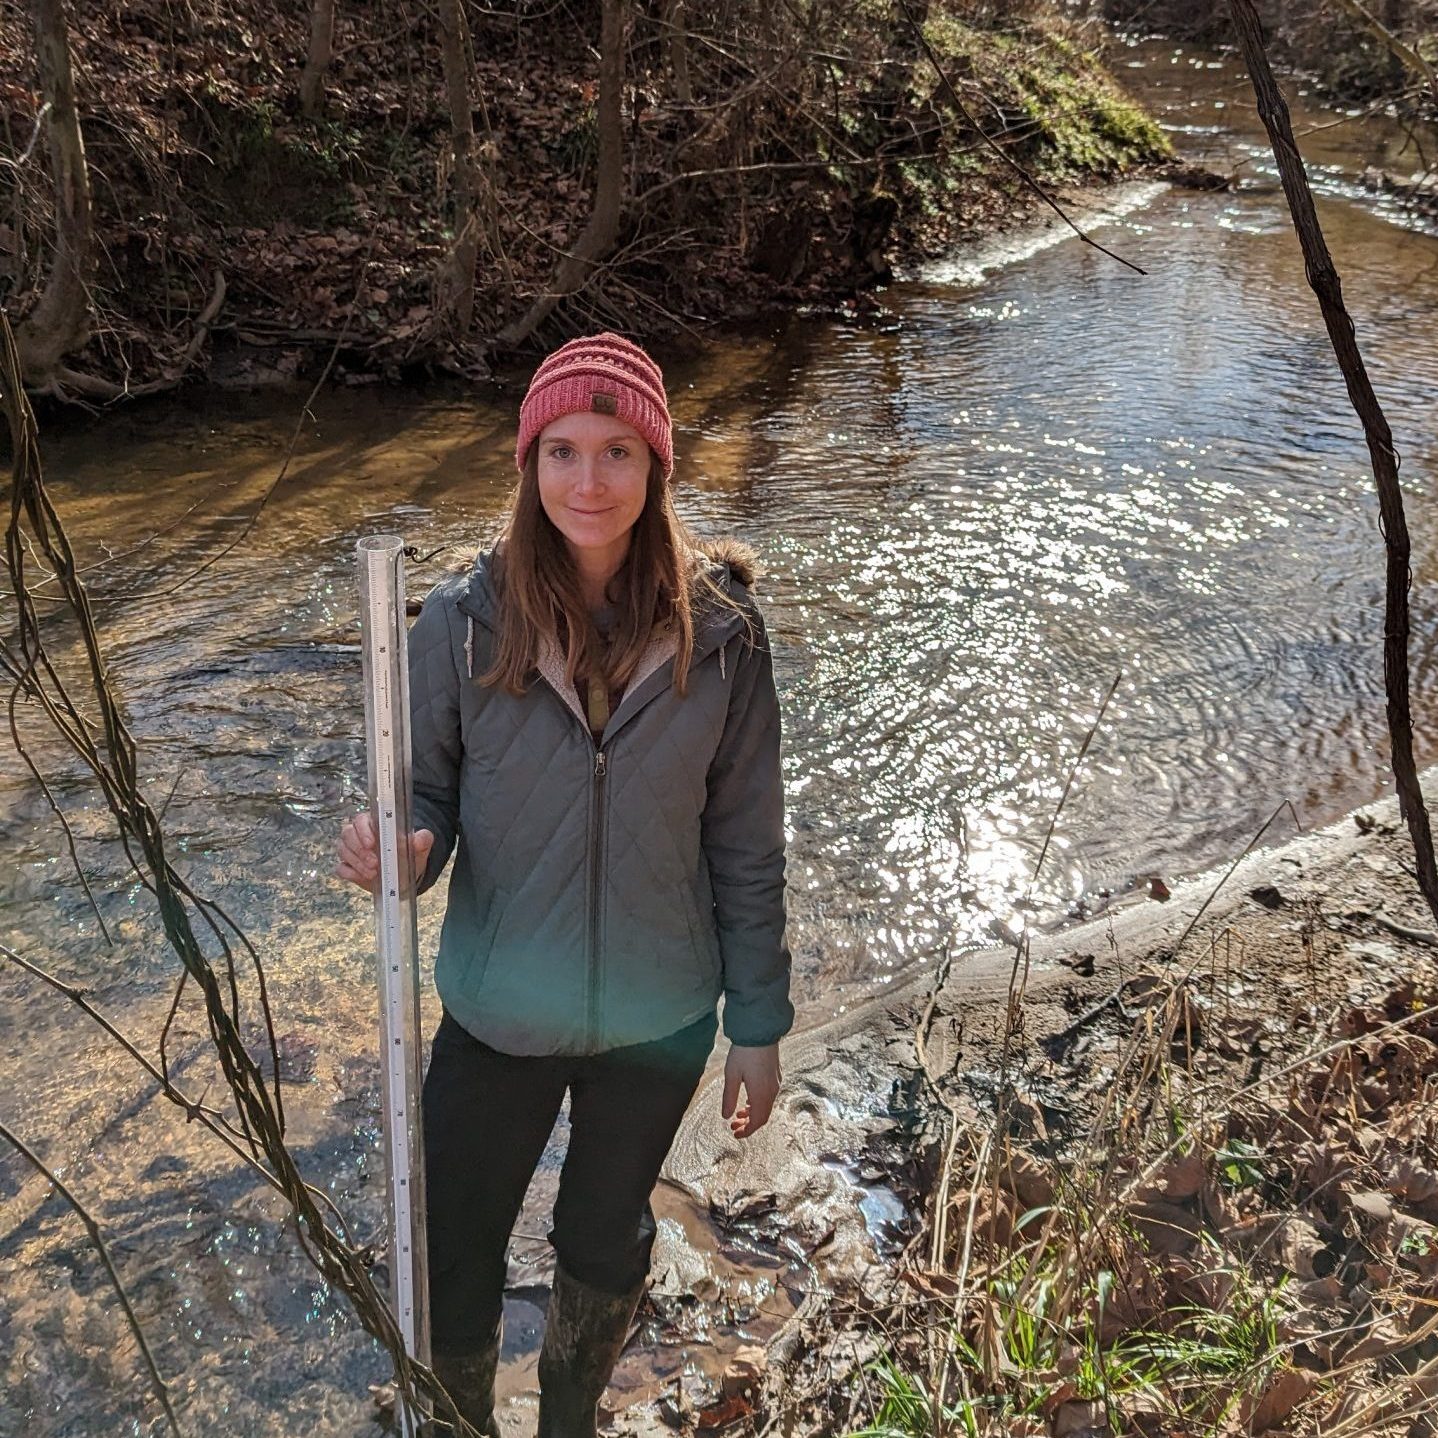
[2,35,1438,1435]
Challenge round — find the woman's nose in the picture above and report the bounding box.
[574,455,605,491]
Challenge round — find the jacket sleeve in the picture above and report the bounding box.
[701,599,795,1047]
[406,580,463,896]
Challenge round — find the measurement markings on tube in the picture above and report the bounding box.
[358,537,430,1433]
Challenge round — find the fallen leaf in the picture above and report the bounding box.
[1247,1367,1314,1432]
[1161,1153,1206,1200]
[1349,1189,1394,1226]
[720,1345,765,1400]
[899,1266,961,1298]
[1052,1398,1106,1437]
[1132,1199,1201,1255]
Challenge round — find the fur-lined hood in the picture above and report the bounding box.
[692,534,759,590]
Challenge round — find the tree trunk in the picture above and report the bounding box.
[666,0,692,104]
[299,0,336,119]
[496,0,627,349]
[14,0,94,387]
[432,0,483,340]
[1229,0,1438,923]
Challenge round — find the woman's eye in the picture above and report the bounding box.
[551,445,572,459]
[608,446,628,459]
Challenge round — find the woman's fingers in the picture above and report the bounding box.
[746,1087,777,1131]
[722,1044,784,1138]
[721,1066,741,1120]
[339,831,379,880]
[336,812,379,892]
[333,849,378,894]
[336,816,436,896]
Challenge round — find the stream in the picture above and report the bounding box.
[2,34,1436,1438]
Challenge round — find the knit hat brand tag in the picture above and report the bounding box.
[590,390,618,414]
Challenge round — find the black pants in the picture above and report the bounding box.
[422,1004,718,1355]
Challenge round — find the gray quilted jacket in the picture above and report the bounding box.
[406,536,794,1056]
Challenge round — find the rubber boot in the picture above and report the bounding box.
[429,1313,503,1438]
[536,1262,646,1437]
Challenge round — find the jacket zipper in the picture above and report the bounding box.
[529,666,610,1051]
[515,628,739,1051]
[587,748,608,1050]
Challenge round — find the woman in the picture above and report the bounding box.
[336,332,794,1437]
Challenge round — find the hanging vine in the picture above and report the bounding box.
[0,308,473,1435]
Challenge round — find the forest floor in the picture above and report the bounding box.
[0,0,1176,394]
[602,766,1438,1438]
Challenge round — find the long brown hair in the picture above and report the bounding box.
[476,447,752,700]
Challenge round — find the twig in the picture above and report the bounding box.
[0,101,52,171]
[1370,910,1438,946]
[1229,0,1438,926]
[1167,797,1303,958]
[0,940,359,1242]
[991,670,1123,1167]
[1325,0,1438,113]
[1046,972,1154,1044]
[0,1113,184,1437]
[0,311,478,1435]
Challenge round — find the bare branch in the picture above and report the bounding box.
[1228,0,1438,924]
[895,0,1147,276]
[0,1113,184,1438]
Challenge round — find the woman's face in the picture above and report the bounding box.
[535,411,651,568]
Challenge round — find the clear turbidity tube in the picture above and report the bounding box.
[357,535,431,1435]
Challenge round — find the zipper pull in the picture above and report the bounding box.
[719,640,727,680]
[595,751,607,779]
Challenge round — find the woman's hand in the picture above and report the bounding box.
[335,811,435,895]
[721,1042,782,1139]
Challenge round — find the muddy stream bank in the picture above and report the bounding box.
[3,35,1438,1438]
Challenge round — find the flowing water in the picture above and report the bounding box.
[3,36,1437,1436]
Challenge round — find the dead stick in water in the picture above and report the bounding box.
[991,671,1123,1157]
[1167,797,1303,959]
[1228,0,1438,926]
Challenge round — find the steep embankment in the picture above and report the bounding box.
[0,2,1169,391]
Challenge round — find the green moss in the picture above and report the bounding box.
[1008,31,1170,173]
[919,16,1170,176]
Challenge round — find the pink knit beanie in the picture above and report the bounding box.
[516,333,674,481]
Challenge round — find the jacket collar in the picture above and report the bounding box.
[453,541,749,743]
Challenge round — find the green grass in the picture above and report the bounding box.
[841,1221,1293,1435]
[850,1355,982,1438]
